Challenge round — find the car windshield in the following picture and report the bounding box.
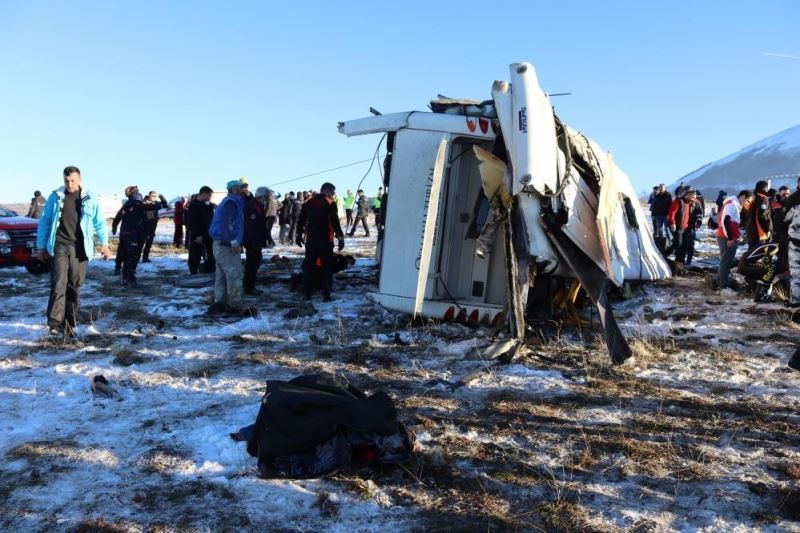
[0,205,15,217]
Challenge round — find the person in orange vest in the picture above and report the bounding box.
[666,188,697,265]
[746,180,772,246]
[296,182,345,301]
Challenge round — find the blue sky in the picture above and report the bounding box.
[1,1,798,203]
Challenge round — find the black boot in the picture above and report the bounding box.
[754,281,775,303]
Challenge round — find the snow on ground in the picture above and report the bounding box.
[0,222,799,531]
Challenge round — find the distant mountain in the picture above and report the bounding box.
[675,125,800,197]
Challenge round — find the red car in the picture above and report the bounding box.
[0,204,42,273]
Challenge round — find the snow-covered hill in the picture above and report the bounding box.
[676,125,800,196]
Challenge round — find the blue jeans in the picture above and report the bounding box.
[717,237,738,288]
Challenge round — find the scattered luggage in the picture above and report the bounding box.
[232,374,414,478]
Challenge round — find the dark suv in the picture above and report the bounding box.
[0,204,41,273]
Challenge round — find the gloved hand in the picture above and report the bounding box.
[337,237,344,251]
[296,235,304,247]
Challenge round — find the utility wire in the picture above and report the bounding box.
[267,154,385,188]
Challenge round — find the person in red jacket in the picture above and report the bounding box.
[173,198,185,248]
[666,188,697,265]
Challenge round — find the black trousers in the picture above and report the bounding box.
[345,209,353,226]
[120,233,144,281]
[188,236,215,274]
[173,223,183,248]
[46,242,88,330]
[302,239,334,298]
[142,220,158,260]
[243,246,263,291]
[348,215,370,236]
[288,218,300,244]
[265,217,276,247]
[114,240,125,271]
[681,230,696,265]
[666,229,684,261]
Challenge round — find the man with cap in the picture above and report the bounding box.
[36,166,111,337]
[208,179,248,313]
[296,182,345,301]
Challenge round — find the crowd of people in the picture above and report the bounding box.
[649,177,800,314]
[29,165,796,372]
[33,167,385,337]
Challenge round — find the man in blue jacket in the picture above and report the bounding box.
[208,179,247,313]
[36,166,111,336]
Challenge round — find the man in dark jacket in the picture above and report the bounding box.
[141,190,161,263]
[243,187,268,295]
[296,182,345,301]
[173,198,185,248]
[348,189,371,237]
[288,192,303,246]
[784,176,800,309]
[747,180,772,246]
[27,191,45,219]
[278,192,294,245]
[651,184,672,239]
[112,186,137,275]
[186,186,216,275]
[684,195,705,266]
[116,191,166,286]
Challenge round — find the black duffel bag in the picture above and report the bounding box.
[233,374,415,478]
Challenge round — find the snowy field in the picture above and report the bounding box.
[0,221,799,531]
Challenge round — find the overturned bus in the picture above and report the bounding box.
[338,62,670,364]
